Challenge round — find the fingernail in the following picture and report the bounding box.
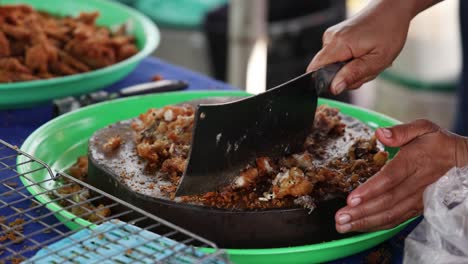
[380,128,392,138]
[337,224,351,233]
[337,214,351,225]
[349,197,361,207]
[333,81,346,94]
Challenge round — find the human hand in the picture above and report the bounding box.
[307,0,415,94]
[334,119,468,233]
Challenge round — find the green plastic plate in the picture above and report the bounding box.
[0,0,159,109]
[19,91,412,264]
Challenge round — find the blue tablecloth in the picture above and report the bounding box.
[0,57,418,263]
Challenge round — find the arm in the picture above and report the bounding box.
[307,0,444,94]
[308,0,461,233]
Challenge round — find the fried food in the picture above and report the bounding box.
[55,156,111,223]
[129,105,388,210]
[68,105,388,211]
[0,4,138,83]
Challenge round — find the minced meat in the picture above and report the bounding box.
[124,104,389,210]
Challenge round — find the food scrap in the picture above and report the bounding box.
[0,217,25,244]
[364,245,392,264]
[55,157,111,222]
[102,135,121,152]
[151,74,163,82]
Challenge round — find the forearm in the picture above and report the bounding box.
[407,0,445,17]
[371,0,444,20]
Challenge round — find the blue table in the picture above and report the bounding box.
[0,57,418,263]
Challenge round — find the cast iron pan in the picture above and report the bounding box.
[87,97,367,249]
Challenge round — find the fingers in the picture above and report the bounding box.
[332,119,447,233]
[347,74,378,90]
[352,119,439,204]
[306,39,352,73]
[367,208,421,232]
[335,190,423,233]
[345,152,415,208]
[335,184,425,231]
[376,119,440,147]
[336,187,398,225]
[307,23,390,94]
[329,53,384,94]
[309,50,385,95]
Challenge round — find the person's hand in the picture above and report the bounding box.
[307,0,415,94]
[334,119,468,233]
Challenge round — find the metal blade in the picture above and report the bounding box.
[176,63,344,196]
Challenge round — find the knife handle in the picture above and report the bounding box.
[118,80,188,97]
[313,62,346,94]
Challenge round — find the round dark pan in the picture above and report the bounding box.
[20,91,411,262]
[87,97,361,249]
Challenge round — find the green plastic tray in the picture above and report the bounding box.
[19,91,412,264]
[0,0,159,109]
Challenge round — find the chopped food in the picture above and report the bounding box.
[67,156,88,182]
[128,104,388,210]
[272,167,313,199]
[0,217,25,244]
[11,257,25,264]
[151,74,163,81]
[4,182,17,188]
[0,4,138,83]
[132,105,194,172]
[54,157,111,222]
[102,135,121,152]
[68,104,388,211]
[364,245,392,264]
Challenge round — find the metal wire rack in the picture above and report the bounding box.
[0,139,228,264]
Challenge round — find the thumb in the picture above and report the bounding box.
[376,119,440,147]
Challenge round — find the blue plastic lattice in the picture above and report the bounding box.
[25,220,227,264]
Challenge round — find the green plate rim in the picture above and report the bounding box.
[18,90,413,258]
[0,0,160,91]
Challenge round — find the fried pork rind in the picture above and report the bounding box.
[128,104,389,210]
[133,105,195,170]
[0,4,138,83]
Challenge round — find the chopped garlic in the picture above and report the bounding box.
[262,192,275,200]
[293,153,313,169]
[163,109,174,121]
[272,170,289,185]
[169,143,175,154]
[235,176,246,187]
[263,159,273,173]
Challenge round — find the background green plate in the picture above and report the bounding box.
[0,0,159,109]
[19,91,412,264]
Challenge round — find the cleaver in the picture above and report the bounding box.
[175,62,344,196]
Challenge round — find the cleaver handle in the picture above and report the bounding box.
[314,62,346,94]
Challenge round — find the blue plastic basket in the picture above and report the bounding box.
[26,220,227,264]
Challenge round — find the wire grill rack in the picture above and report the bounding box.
[0,139,228,264]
